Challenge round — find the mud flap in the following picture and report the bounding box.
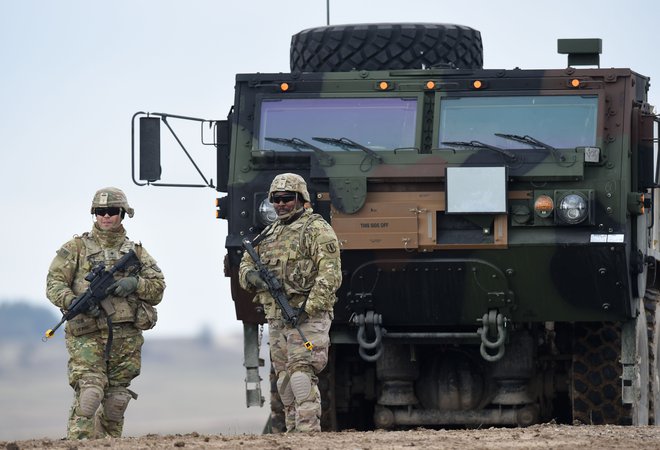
[243,322,264,407]
[621,317,636,405]
[621,297,650,425]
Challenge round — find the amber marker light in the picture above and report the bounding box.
[279,82,290,92]
[378,81,390,90]
[570,79,581,88]
[425,80,436,90]
[215,198,221,218]
[472,80,483,89]
[534,195,554,218]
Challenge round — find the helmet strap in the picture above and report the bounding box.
[280,206,305,224]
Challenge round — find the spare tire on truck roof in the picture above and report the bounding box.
[290,23,483,72]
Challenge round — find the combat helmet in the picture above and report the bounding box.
[90,187,135,218]
[269,173,311,202]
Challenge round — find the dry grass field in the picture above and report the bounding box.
[0,333,266,441]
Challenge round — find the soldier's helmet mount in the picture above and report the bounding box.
[91,187,135,218]
[269,173,311,203]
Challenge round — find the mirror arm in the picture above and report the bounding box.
[132,112,216,189]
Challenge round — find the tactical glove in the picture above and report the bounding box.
[246,270,268,291]
[86,304,101,318]
[106,276,139,297]
[63,294,77,310]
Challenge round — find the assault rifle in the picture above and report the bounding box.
[242,239,313,350]
[43,249,141,341]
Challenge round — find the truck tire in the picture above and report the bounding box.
[572,302,650,425]
[290,23,483,72]
[571,322,629,424]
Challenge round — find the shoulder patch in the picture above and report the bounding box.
[318,237,340,256]
[56,247,71,259]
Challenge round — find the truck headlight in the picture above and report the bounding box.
[258,198,277,225]
[556,193,588,224]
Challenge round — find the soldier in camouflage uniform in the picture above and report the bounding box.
[46,187,165,440]
[239,173,342,433]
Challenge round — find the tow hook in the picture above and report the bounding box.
[477,310,508,362]
[352,311,384,362]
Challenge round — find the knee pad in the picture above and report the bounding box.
[290,371,313,403]
[78,384,104,418]
[104,387,132,422]
[277,372,295,406]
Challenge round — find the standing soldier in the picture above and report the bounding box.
[46,187,165,439]
[239,173,342,432]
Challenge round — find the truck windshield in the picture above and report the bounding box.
[438,95,598,149]
[258,97,418,152]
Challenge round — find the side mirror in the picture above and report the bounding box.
[130,111,216,189]
[139,117,162,182]
[634,110,656,190]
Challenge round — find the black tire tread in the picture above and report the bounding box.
[571,322,631,425]
[290,23,483,72]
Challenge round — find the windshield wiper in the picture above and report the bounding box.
[442,140,518,162]
[313,137,383,164]
[265,137,334,166]
[494,133,566,164]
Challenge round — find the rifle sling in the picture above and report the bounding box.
[250,222,275,247]
[104,316,113,364]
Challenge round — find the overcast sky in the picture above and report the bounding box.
[2,0,660,338]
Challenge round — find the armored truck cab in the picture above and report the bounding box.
[133,24,660,428]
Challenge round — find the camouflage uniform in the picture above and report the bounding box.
[239,174,342,432]
[46,187,165,439]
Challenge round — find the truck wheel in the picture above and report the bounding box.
[572,322,631,424]
[572,302,650,425]
[645,288,660,424]
[290,23,483,72]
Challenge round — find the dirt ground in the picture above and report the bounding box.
[5,424,660,450]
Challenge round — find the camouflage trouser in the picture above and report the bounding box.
[65,326,143,439]
[268,311,331,433]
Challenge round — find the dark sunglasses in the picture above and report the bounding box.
[271,194,297,204]
[94,207,122,217]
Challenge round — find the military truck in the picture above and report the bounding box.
[132,23,660,428]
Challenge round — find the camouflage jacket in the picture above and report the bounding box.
[239,208,342,319]
[46,225,165,336]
